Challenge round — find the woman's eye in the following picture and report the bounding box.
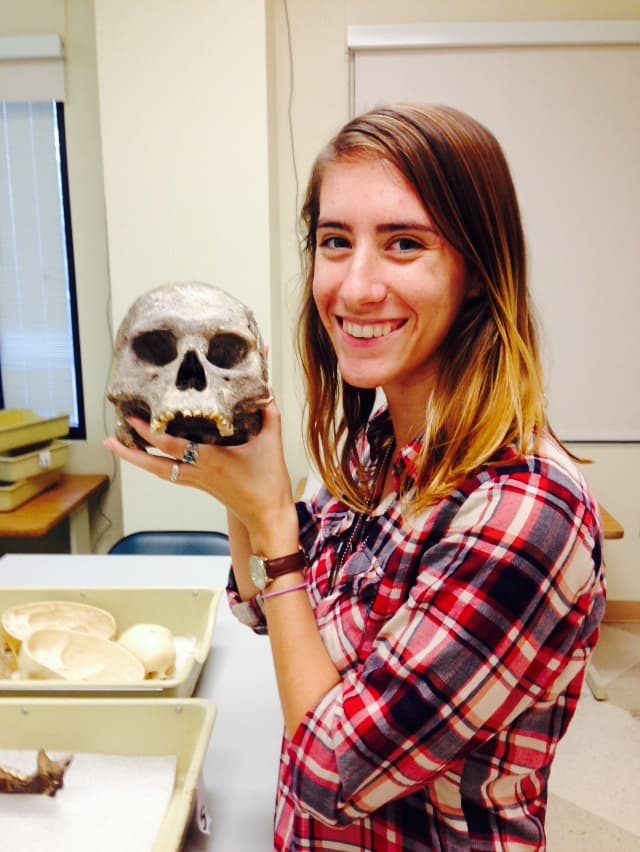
[320,235,350,250]
[391,237,423,252]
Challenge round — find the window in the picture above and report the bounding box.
[0,100,85,438]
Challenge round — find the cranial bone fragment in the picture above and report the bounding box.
[18,629,145,683]
[1,600,117,656]
[107,281,270,447]
[118,623,176,679]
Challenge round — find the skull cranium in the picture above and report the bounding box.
[107,281,270,447]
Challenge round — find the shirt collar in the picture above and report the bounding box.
[365,407,393,462]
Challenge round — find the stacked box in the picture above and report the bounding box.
[0,410,70,511]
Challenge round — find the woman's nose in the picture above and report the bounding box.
[341,247,387,305]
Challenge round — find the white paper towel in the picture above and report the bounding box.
[0,750,177,852]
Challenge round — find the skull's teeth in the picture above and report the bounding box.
[151,416,168,433]
[216,418,234,437]
[152,410,235,437]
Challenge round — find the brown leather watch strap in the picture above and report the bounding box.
[264,548,307,580]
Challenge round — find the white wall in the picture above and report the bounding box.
[94,0,273,536]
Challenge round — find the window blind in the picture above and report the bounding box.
[0,100,81,428]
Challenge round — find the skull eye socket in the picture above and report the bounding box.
[207,333,249,369]
[132,330,178,366]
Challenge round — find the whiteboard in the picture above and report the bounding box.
[350,27,640,441]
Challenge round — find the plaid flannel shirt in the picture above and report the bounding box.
[228,410,605,851]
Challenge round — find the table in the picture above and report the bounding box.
[0,503,624,842]
[585,503,625,701]
[0,554,280,851]
[0,474,108,554]
[599,505,624,540]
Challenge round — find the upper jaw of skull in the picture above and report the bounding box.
[147,354,267,441]
[107,282,270,447]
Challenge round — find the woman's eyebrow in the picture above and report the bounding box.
[377,221,438,235]
[316,219,351,231]
[316,220,438,234]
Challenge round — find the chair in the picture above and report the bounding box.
[108,530,230,556]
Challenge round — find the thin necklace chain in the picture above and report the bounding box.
[328,440,395,592]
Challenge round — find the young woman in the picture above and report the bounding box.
[106,104,605,850]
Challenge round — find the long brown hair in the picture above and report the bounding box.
[298,103,549,512]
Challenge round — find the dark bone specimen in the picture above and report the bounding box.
[0,749,73,796]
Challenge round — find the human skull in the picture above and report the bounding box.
[107,281,270,447]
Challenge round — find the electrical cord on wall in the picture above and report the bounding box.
[281,0,311,439]
[283,0,300,233]
[91,211,118,552]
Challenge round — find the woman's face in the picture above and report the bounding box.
[312,157,470,413]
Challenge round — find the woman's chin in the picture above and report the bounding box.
[339,372,382,391]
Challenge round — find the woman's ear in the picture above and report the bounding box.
[466,275,483,300]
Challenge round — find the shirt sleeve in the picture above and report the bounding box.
[283,471,604,825]
[225,566,267,633]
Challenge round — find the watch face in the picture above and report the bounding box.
[249,554,267,590]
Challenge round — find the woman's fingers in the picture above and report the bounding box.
[122,416,188,460]
[103,435,184,483]
[103,397,291,520]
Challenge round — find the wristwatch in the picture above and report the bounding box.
[248,548,307,591]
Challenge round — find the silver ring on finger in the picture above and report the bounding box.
[170,462,180,483]
[182,441,199,465]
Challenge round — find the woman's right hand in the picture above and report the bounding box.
[104,399,299,556]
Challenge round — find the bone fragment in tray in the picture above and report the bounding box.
[0,749,72,796]
[0,751,178,851]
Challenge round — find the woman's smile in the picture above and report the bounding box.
[339,317,406,341]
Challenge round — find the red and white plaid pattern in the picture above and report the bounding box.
[229,410,605,850]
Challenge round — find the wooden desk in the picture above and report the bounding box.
[587,503,624,701]
[0,474,108,554]
[600,505,624,540]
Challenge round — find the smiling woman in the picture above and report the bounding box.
[299,105,542,514]
[105,103,605,852]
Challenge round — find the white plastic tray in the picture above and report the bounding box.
[0,587,221,697]
[0,439,70,482]
[0,470,61,511]
[0,409,69,453]
[0,697,216,852]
